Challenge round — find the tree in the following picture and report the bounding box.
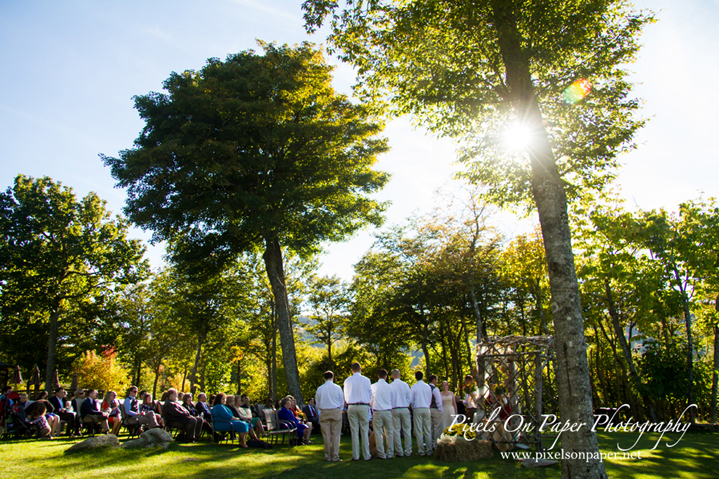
[0,175,149,391]
[303,1,653,476]
[305,275,349,367]
[102,42,389,402]
[73,347,130,393]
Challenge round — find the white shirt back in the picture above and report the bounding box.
[315,380,345,410]
[390,377,411,408]
[370,378,393,411]
[410,379,432,408]
[344,372,372,404]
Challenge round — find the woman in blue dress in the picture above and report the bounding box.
[278,397,311,445]
[212,393,250,448]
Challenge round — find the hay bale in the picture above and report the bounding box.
[434,435,493,462]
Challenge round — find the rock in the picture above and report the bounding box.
[142,428,174,445]
[120,438,150,449]
[65,434,120,453]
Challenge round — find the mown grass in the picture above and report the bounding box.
[1,430,715,479]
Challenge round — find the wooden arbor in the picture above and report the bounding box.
[474,335,556,451]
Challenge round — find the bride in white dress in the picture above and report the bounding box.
[440,380,458,431]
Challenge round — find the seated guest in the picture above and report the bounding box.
[225,395,240,418]
[15,392,30,422]
[80,389,109,433]
[195,393,212,422]
[208,394,216,407]
[289,396,313,436]
[31,391,61,436]
[278,397,312,445]
[184,393,212,435]
[71,389,85,414]
[50,388,80,437]
[162,388,202,443]
[28,402,54,440]
[286,395,300,417]
[211,393,251,448]
[303,398,320,433]
[124,386,160,430]
[261,398,274,414]
[237,394,266,437]
[101,390,123,435]
[141,393,164,427]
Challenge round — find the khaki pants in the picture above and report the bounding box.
[392,408,412,456]
[430,408,443,448]
[319,408,342,461]
[347,405,370,460]
[373,409,393,459]
[412,408,431,455]
[127,412,160,429]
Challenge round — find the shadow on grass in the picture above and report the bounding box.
[6,431,716,479]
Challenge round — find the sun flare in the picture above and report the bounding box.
[502,122,534,151]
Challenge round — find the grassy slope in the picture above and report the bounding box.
[1,431,715,479]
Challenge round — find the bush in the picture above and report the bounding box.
[74,347,130,393]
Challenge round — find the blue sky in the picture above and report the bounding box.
[1,0,717,280]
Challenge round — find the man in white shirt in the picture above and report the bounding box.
[389,369,412,457]
[370,369,394,459]
[344,362,373,460]
[427,374,444,446]
[315,370,345,462]
[410,370,433,456]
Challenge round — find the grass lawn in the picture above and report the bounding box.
[1,430,715,479]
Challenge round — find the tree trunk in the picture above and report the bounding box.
[237,360,242,395]
[672,266,696,424]
[263,237,302,401]
[272,305,278,402]
[188,332,205,395]
[711,294,718,424]
[592,325,609,406]
[135,355,143,389]
[152,360,162,399]
[45,306,61,393]
[491,2,607,477]
[604,281,656,422]
[535,279,549,335]
[421,311,431,377]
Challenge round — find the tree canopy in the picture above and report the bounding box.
[0,174,148,390]
[303,2,653,477]
[102,41,390,402]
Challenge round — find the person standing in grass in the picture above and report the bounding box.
[315,370,345,462]
[344,362,373,461]
[390,369,412,457]
[427,375,444,447]
[371,369,394,460]
[410,371,432,456]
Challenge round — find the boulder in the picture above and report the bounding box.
[142,427,174,445]
[65,434,120,453]
[120,438,150,449]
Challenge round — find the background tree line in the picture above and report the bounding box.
[2,173,716,425]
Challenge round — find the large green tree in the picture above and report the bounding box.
[102,42,389,402]
[304,1,652,476]
[0,175,148,390]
